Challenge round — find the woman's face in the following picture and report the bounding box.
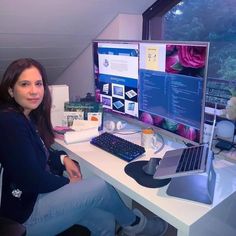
[8,66,44,117]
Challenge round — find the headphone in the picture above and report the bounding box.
[104,120,126,131]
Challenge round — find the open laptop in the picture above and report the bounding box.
[153,107,216,180]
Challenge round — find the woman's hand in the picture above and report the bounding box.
[63,156,82,183]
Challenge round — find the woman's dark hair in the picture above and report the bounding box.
[0,58,54,148]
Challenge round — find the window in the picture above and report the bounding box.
[143,0,236,107]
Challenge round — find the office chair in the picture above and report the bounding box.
[0,217,26,236]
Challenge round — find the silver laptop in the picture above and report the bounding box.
[153,106,216,180]
[153,145,209,179]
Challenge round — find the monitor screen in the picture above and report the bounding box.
[93,40,209,145]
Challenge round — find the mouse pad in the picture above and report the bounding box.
[124,159,171,188]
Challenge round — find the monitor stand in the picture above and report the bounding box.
[166,151,216,204]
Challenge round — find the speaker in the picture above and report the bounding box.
[104,120,126,131]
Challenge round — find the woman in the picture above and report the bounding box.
[0,58,168,236]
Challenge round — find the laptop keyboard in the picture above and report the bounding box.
[176,146,205,172]
[90,132,145,162]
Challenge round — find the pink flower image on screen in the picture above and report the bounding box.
[166,45,181,73]
[140,112,154,125]
[176,123,186,137]
[177,45,206,68]
[154,115,164,126]
[165,44,206,76]
[166,53,180,73]
[177,124,197,141]
[184,126,197,141]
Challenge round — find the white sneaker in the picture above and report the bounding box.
[121,208,168,236]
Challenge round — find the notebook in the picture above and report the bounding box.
[153,106,216,180]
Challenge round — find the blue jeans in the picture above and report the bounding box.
[23,176,136,236]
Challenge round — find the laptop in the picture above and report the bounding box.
[153,145,210,179]
[153,107,216,180]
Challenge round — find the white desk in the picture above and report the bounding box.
[53,132,236,236]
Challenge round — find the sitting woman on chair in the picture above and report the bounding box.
[0,58,168,236]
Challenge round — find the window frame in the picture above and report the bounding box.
[142,0,180,40]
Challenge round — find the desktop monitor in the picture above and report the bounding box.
[93,40,209,145]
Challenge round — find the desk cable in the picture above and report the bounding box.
[153,132,165,154]
[114,129,141,135]
[116,129,165,154]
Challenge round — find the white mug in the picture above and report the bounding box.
[141,128,157,149]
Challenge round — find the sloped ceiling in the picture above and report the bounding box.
[0,0,156,83]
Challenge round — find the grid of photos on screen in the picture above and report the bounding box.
[95,42,139,118]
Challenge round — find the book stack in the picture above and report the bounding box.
[63,101,103,130]
[53,122,100,144]
[53,102,103,144]
[53,126,75,140]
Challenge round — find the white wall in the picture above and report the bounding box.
[55,14,142,100]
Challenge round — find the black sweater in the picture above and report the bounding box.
[0,110,69,223]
